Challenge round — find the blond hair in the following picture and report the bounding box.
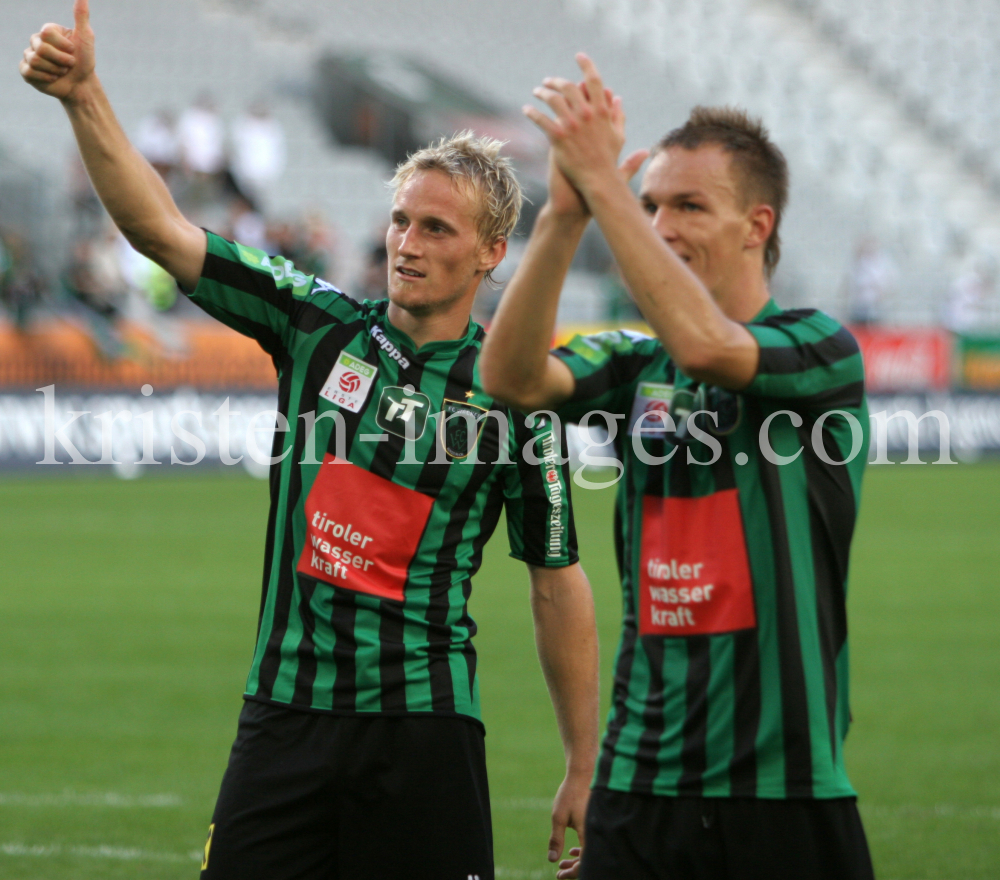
[390,131,523,284]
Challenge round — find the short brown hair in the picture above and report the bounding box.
[390,131,523,284]
[655,107,788,277]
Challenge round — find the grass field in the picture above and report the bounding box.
[1,463,998,879]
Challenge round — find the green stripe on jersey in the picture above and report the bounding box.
[555,299,868,799]
[187,232,578,725]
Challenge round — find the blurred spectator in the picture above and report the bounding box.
[136,109,181,180]
[0,230,43,331]
[231,102,286,207]
[845,236,898,325]
[943,256,996,334]
[299,211,338,278]
[359,237,389,301]
[62,228,128,358]
[178,94,228,209]
[228,197,272,253]
[603,260,642,322]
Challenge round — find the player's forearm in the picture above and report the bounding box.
[529,564,600,779]
[62,79,200,282]
[480,206,585,411]
[582,174,754,385]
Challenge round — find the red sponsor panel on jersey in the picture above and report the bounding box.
[639,489,756,637]
[297,455,434,602]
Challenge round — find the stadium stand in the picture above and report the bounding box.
[0,0,997,325]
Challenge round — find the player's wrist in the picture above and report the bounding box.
[60,74,100,109]
[538,201,590,232]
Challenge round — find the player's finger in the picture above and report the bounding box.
[548,813,566,863]
[25,50,70,76]
[19,58,59,83]
[542,76,585,113]
[619,148,649,182]
[39,24,76,52]
[556,857,581,880]
[576,52,607,110]
[533,86,573,123]
[31,35,75,68]
[523,104,560,139]
[74,0,90,30]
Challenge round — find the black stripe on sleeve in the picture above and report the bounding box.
[752,407,814,798]
[798,420,857,764]
[756,325,860,375]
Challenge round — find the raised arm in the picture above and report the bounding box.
[19,0,206,289]
[480,90,646,413]
[524,55,761,390]
[527,562,600,880]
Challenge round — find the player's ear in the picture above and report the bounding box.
[479,236,507,275]
[744,204,775,252]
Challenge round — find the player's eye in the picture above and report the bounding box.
[681,201,702,212]
[641,201,656,215]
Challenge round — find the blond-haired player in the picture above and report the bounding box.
[20,6,601,878]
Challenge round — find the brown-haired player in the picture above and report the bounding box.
[481,55,874,879]
[20,7,603,877]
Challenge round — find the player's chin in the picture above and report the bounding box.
[387,286,437,316]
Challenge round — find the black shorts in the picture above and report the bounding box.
[200,699,493,880]
[580,788,875,880]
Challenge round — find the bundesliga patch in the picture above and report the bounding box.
[629,382,674,438]
[319,352,378,413]
[375,386,431,439]
[440,399,488,459]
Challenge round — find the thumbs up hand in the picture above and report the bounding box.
[19,0,96,104]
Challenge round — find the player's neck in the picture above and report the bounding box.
[386,299,474,349]
[714,265,771,323]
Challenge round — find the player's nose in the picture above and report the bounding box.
[650,207,678,242]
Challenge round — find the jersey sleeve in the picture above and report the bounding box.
[552,330,661,423]
[186,231,362,360]
[502,411,579,568]
[744,309,865,410]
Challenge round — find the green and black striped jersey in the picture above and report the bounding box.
[554,300,868,799]
[187,231,577,725]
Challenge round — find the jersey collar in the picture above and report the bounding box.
[749,298,782,324]
[378,306,480,359]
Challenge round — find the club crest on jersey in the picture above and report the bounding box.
[376,386,431,439]
[320,352,378,413]
[440,399,489,459]
[630,382,674,438]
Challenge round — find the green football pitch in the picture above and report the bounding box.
[1,463,998,879]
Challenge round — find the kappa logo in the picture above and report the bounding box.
[376,386,431,439]
[370,325,411,370]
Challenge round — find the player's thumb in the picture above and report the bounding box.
[548,816,566,863]
[619,149,650,183]
[73,0,90,31]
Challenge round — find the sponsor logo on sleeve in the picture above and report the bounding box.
[319,353,378,413]
[629,382,674,437]
[538,429,566,557]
